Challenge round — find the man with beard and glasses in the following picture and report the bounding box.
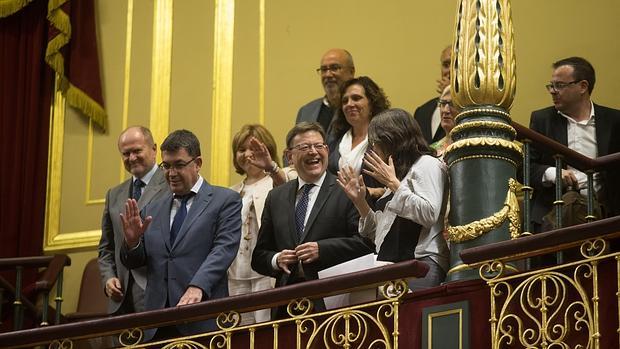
[296,48,355,137]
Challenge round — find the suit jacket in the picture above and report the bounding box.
[251,172,372,287]
[414,97,445,145]
[121,180,241,340]
[98,168,169,314]
[529,104,620,226]
[296,97,323,124]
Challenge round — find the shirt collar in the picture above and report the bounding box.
[557,100,595,124]
[134,164,158,185]
[174,175,204,200]
[297,171,327,191]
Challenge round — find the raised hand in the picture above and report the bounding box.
[120,198,152,248]
[436,75,450,94]
[363,151,400,192]
[247,136,274,171]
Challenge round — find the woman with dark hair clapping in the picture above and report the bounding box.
[337,108,449,290]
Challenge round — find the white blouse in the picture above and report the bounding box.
[359,155,450,272]
[338,129,368,175]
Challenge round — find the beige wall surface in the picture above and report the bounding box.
[49,0,620,312]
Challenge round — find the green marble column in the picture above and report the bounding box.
[444,0,522,282]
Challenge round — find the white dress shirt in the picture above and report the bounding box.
[542,101,601,193]
[271,172,327,270]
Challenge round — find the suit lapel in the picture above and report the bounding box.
[171,181,212,249]
[551,111,568,147]
[300,174,335,242]
[288,179,300,244]
[594,104,611,156]
[138,169,166,209]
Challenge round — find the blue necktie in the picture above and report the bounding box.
[170,193,194,245]
[295,184,314,240]
[132,179,144,201]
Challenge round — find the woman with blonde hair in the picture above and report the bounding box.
[229,124,294,324]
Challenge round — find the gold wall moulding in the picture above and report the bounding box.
[447,178,521,243]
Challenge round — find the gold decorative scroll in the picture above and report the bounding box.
[447,178,520,243]
[451,0,516,110]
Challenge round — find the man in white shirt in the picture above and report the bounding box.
[251,122,372,318]
[529,57,620,232]
[98,126,169,315]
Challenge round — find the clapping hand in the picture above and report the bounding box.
[336,165,366,205]
[120,198,152,248]
[363,151,401,192]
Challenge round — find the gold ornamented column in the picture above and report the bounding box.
[444,0,522,281]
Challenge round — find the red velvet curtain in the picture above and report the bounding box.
[0,0,52,259]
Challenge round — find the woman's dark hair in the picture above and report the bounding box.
[331,76,390,137]
[368,108,434,180]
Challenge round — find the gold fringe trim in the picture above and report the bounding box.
[0,0,34,18]
[45,0,107,131]
[447,178,521,243]
[67,84,108,131]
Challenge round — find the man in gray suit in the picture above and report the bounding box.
[121,129,241,341]
[296,48,355,134]
[98,126,169,315]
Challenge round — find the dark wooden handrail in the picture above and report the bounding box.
[35,254,71,292]
[0,259,428,348]
[460,215,620,265]
[512,122,620,172]
[0,256,55,270]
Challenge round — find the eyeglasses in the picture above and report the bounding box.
[438,99,454,108]
[316,64,344,75]
[289,143,327,152]
[545,80,580,92]
[159,157,197,171]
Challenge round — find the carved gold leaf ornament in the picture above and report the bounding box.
[452,0,516,109]
[447,178,521,243]
[450,120,517,138]
[445,137,523,156]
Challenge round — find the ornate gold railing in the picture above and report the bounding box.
[461,215,620,348]
[0,259,429,348]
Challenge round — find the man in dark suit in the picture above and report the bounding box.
[414,46,451,145]
[121,129,241,340]
[252,122,372,318]
[296,49,355,134]
[529,56,620,231]
[98,126,169,315]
